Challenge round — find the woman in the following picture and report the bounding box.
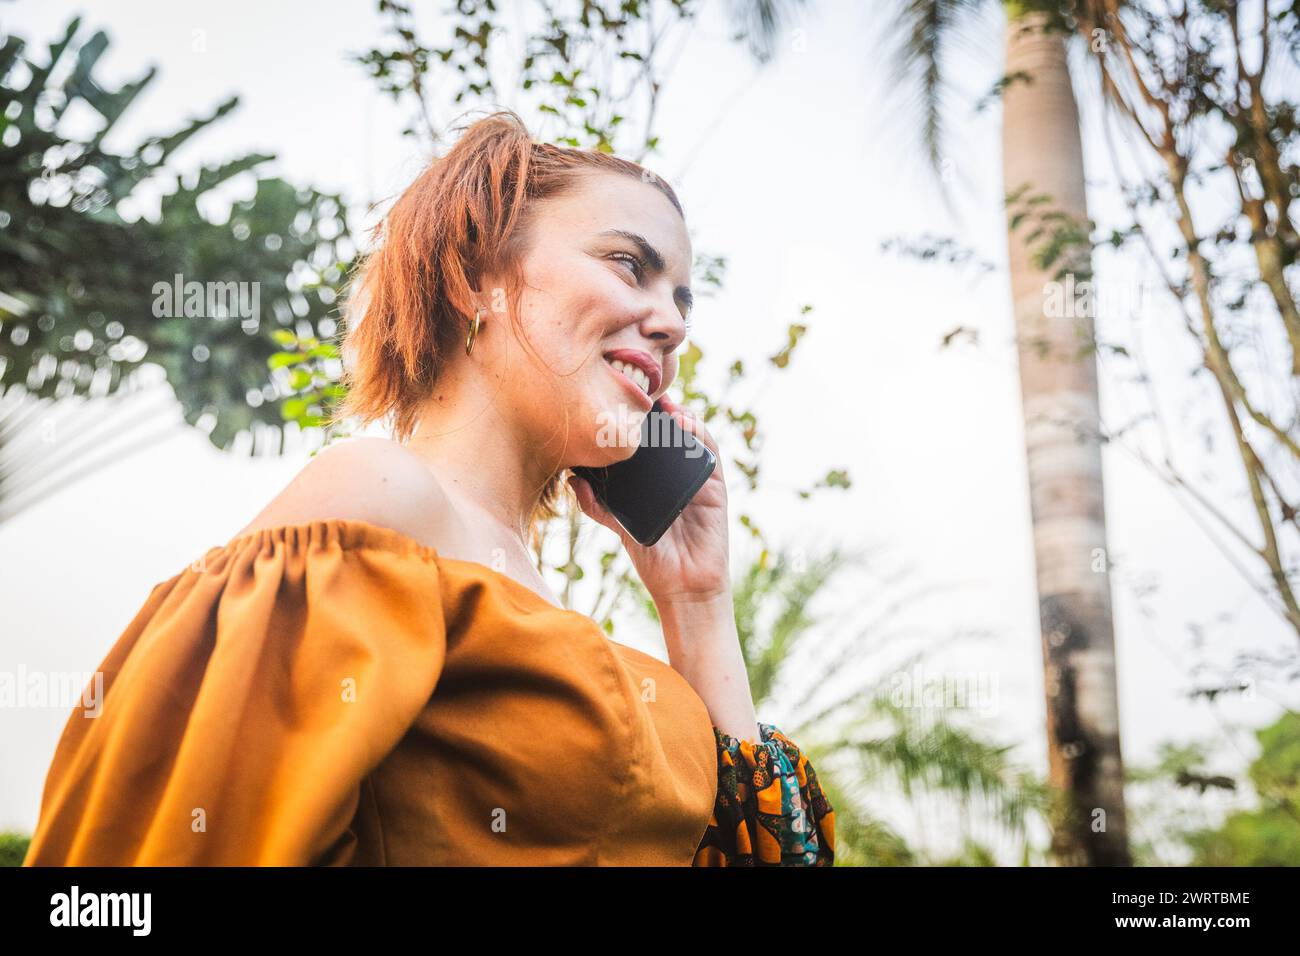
[23,111,835,867]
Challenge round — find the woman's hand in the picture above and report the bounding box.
[568,393,730,606]
[570,395,759,742]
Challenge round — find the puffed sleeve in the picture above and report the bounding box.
[22,520,448,866]
[693,721,836,866]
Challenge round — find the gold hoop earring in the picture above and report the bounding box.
[466,308,483,356]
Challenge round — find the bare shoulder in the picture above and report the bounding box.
[235,437,457,550]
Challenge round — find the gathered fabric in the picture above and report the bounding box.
[694,723,836,866]
[23,518,833,866]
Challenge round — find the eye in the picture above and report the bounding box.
[684,315,693,334]
[609,251,645,280]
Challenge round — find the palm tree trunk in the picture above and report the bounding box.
[1001,9,1131,866]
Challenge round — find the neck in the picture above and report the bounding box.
[404,361,562,551]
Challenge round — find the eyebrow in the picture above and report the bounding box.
[598,229,694,315]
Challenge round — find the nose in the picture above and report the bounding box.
[637,291,689,359]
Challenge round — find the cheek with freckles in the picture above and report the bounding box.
[519,315,614,424]
[659,352,679,397]
[528,273,609,360]
[511,291,599,387]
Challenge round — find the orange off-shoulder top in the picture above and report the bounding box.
[22,519,835,866]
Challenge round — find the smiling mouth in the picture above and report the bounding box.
[604,356,653,396]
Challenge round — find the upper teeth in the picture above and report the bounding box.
[609,358,651,395]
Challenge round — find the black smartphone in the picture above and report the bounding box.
[572,399,716,546]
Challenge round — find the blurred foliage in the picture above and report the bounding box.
[1128,712,1300,866]
[268,328,347,433]
[0,831,30,867]
[727,540,1052,865]
[0,17,356,454]
[1185,712,1300,866]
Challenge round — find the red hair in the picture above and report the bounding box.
[333,109,685,540]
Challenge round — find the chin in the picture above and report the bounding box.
[575,396,647,466]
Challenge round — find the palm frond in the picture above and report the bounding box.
[724,0,810,65]
[886,0,988,175]
[850,696,1050,835]
[0,375,181,524]
[730,539,1047,862]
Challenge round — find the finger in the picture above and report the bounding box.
[567,474,602,520]
[568,475,629,540]
[658,395,718,458]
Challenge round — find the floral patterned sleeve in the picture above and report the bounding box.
[693,721,836,866]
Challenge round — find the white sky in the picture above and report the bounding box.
[1,0,1293,860]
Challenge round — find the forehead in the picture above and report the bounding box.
[539,171,691,271]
